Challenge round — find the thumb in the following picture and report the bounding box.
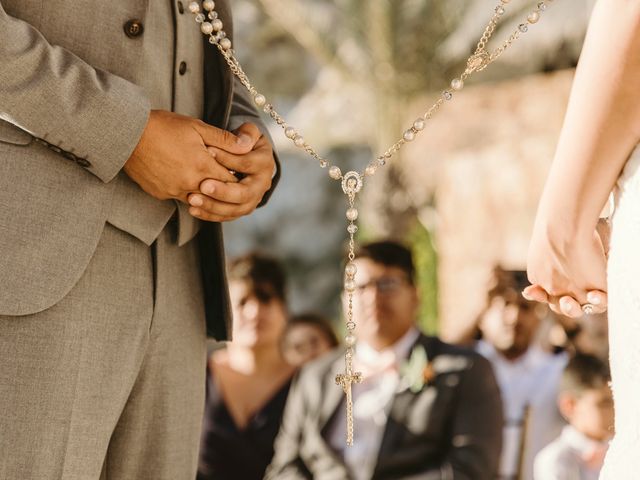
[233,122,262,150]
[193,121,254,154]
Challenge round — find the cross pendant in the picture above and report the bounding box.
[335,370,362,446]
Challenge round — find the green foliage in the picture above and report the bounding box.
[407,221,439,335]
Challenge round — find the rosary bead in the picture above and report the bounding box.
[413,118,426,131]
[347,224,358,234]
[329,166,342,180]
[188,2,200,13]
[253,94,266,107]
[212,19,223,31]
[442,90,453,101]
[364,164,377,176]
[527,11,540,23]
[537,2,547,10]
[403,129,416,142]
[344,334,356,347]
[345,262,357,277]
[293,135,305,147]
[195,13,206,23]
[518,23,528,33]
[451,78,464,91]
[219,37,232,50]
[203,0,216,11]
[346,208,358,221]
[377,156,386,166]
[319,159,328,168]
[344,279,356,293]
[284,126,296,139]
[495,5,505,15]
[200,22,214,35]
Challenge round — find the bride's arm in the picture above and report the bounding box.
[526,0,640,317]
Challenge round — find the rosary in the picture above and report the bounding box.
[189,0,552,446]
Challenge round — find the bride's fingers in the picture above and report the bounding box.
[558,296,584,318]
[522,285,548,303]
[586,290,608,313]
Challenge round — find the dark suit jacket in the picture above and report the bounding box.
[265,333,503,480]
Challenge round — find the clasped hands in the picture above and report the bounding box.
[525,216,610,318]
[124,110,274,222]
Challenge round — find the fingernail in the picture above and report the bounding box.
[237,134,252,146]
[202,183,215,195]
[587,292,601,305]
[560,298,572,314]
[521,290,533,301]
[189,196,203,207]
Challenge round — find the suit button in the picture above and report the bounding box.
[177,1,184,14]
[124,20,144,38]
[178,61,187,75]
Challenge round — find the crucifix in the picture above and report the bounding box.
[188,0,552,446]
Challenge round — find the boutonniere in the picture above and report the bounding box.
[400,345,435,393]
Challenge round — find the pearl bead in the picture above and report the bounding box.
[195,13,206,23]
[203,0,216,11]
[253,94,266,106]
[345,334,356,347]
[451,78,464,91]
[284,127,296,139]
[365,164,377,176]
[201,22,214,35]
[219,38,232,50]
[413,118,425,131]
[212,19,223,31]
[403,130,415,142]
[293,135,305,147]
[344,279,356,292]
[527,11,540,23]
[188,2,200,13]
[329,166,342,180]
[346,208,358,221]
[345,262,357,277]
[347,224,358,234]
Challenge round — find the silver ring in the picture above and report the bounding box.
[581,303,595,315]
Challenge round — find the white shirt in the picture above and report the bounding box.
[477,341,568,480]
[534,425,608,480]
[328,328,421,480]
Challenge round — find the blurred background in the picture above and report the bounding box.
[223,0,596,341]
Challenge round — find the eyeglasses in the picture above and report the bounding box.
[353,276,409,294]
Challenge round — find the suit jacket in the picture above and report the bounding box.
[265,333,503,480]
[0,0,278,338]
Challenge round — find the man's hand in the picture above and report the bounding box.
[187,123,275,222]
[123,110,256,203]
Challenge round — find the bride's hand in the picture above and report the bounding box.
[524,217,608,318]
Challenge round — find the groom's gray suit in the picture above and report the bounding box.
[0,1,277,479]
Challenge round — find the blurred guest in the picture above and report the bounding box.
[476,267,568,480]
[266,241,503,480]
[282,312,339,367]
[197,253,296,480]
[534,354,613,480]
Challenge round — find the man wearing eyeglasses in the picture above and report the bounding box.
[266,240,503,480]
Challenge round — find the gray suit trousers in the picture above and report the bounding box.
[0,222,207,480]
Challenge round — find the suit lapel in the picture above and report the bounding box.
[319,355,347,432]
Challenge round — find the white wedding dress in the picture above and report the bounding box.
[599,145,640,479]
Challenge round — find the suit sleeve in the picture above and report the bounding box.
[409,355,504,480]
[442,355,503,480]
[227,75,281,207]
[0,2,150,183]
[264,372,312,480]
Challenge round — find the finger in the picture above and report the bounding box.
[200,149,239,183]
[187,193,253,219]
[197,178,267,205]
[209,144,274,176]
[558,296,583,318]
[193,121,255,155]
[233,123,262,149]
[586,290,608,313]
[522,285,548,303]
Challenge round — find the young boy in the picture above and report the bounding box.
[534,354,613,480]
